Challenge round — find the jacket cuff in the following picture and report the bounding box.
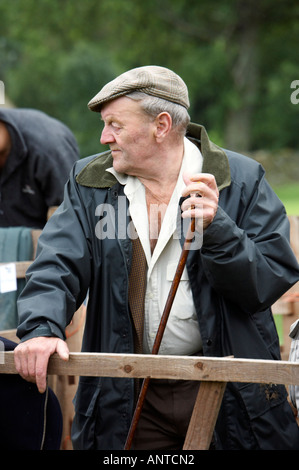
[18,321,65,343]
[202,206,236,248]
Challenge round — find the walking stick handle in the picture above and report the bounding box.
[124,217,196,449]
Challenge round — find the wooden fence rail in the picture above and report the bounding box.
[2,351,299,385]
[2,352,299,450]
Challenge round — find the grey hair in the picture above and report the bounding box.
[126,91,190,136]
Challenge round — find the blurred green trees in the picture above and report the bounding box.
[0,0,298,158]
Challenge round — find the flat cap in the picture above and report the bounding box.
[88,65,190,111]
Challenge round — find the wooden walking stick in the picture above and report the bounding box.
[124,216,196,450]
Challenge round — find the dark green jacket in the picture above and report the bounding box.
[17,124,299,450]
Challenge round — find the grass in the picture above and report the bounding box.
[273,183,299,216]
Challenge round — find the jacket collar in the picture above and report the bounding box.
[76,122,231,191]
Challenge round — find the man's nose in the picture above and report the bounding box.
[100,125,115,145]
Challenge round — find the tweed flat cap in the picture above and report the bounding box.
[88,65,190,111]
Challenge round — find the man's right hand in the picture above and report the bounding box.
[14,337,69,393]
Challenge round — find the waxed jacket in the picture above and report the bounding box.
[17,123,299,450]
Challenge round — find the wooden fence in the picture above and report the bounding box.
[1,351,299,449]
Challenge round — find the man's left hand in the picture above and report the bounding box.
[181,173,219,231]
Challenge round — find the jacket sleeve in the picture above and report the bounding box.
[17,164,91,342]
[201,166,299,314]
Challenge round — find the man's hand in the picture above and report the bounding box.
[181,173,219,230]
[14,337,69,393]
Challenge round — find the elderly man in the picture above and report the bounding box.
[14,66,299,450]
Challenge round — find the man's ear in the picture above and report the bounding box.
[154,112,172,141]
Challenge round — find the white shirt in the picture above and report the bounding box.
[107,137,203,355]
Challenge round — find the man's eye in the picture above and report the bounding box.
[111,122,121,130]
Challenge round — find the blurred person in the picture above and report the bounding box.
[14,66,299,450]
[0,108,79,228]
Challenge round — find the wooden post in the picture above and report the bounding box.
[183,381,226,450]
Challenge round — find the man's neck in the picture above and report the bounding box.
[137,138,184,195]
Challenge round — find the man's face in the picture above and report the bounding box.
[100,96,156,177]
[0,121,11,170]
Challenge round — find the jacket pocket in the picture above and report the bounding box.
[237,381,287,420]
[235,382,299,450]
